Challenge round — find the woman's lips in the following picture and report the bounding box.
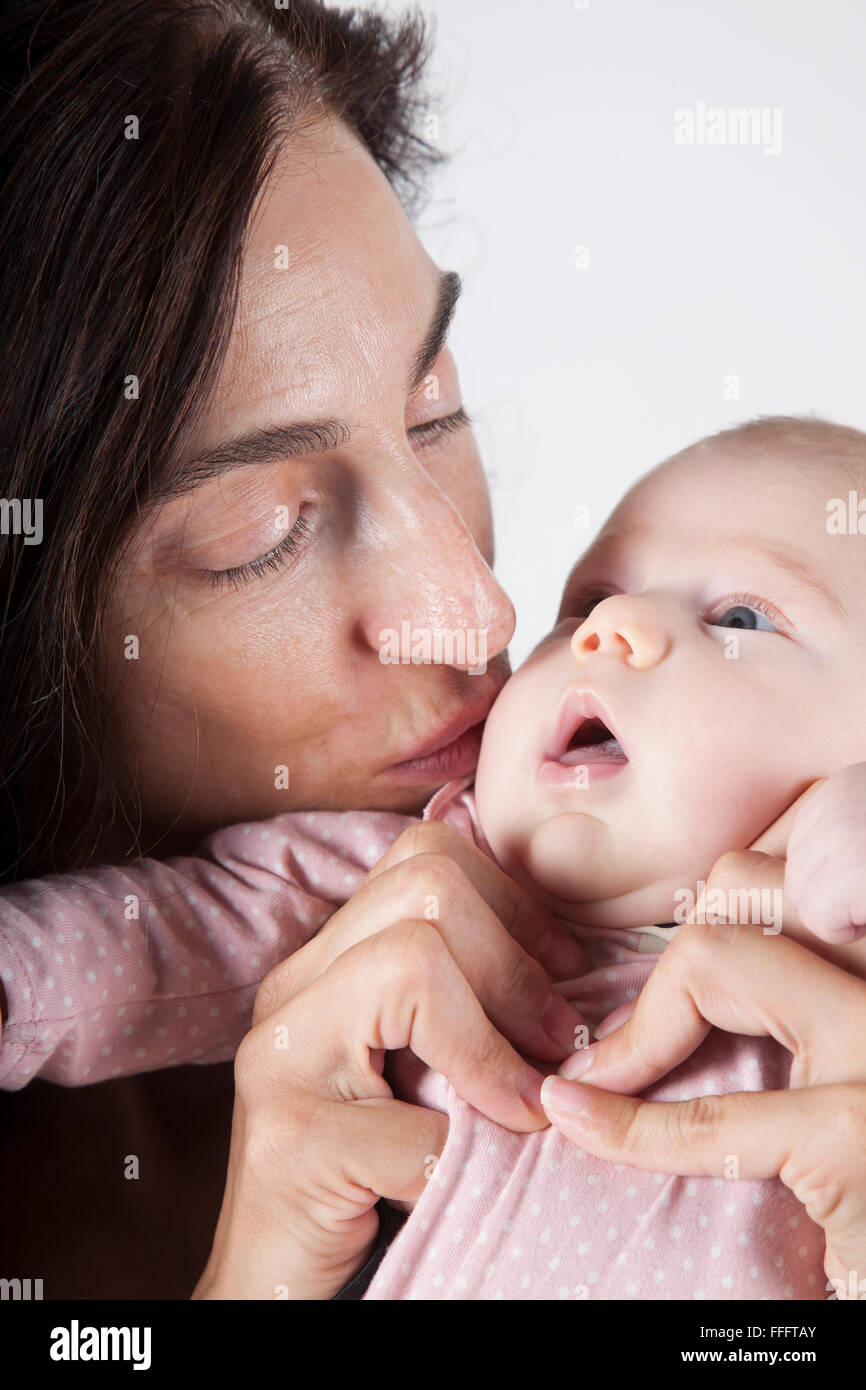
[386,706,492,784]
[538,689,629,789]
[388,721,485,783]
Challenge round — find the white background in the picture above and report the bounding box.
[366,0,866,664]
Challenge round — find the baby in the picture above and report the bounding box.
[365,412,866,1299]
[2,413,865,1300]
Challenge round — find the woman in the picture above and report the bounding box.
[2,0,865,1301]
[0,0,585,1299]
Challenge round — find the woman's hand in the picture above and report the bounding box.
[286,819,589,1059]
[541,776,866,1298]
[193,821,587,1300]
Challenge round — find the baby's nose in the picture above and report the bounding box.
[570,596,670,670]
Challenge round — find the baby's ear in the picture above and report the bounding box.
[747,779,827,859]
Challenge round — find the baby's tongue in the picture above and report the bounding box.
[559,735,625,765]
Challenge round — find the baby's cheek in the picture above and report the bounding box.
[475,706,553,887]
[663,735,796,861]
[474,722,512,854]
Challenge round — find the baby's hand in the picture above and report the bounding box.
[784,763,866,944]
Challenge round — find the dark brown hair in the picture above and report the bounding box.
[0,0,442,882]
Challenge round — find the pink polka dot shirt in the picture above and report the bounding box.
[0,778,826,1299]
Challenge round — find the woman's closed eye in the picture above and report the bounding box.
[197,408,470,592]
[407,404,471,449]
[202,511,313,590]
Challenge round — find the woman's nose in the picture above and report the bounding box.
[358,475,515,667]
[570,594,670,671]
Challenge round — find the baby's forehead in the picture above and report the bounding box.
[569,433,866,604]
[608,435,862,534]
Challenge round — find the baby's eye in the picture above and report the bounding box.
[712,604,777,632]
[572,589,612,621]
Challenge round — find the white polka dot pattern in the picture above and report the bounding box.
[366,949,824,1300]
[0,806,419,1088]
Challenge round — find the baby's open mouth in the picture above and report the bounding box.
[539,692,629,788]
[558,716,625,764]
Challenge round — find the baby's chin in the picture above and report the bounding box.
[534,877,693,929]
[492,811,701,929]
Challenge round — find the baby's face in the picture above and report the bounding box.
[475,440,866,926]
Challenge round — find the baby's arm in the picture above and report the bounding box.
[0,808,411,1089]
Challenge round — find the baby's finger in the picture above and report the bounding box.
[784,824,833,911]
[784,777,833,859]
[747,779,827,859]
[784,802,866,945]
[793,858,866,946]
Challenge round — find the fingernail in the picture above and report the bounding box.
[593,1018,620,1041]
[558,1044,597,1080]
[593,1002,633,1040]
[540,1075,591,1117]
[520,1065,547,1111]
[538,931,586,980]
[543,995,586,1054]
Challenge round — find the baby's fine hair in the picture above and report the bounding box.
[691,413,866,479]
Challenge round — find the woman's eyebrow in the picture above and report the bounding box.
[408,269,462,393]
[159,419,351,501]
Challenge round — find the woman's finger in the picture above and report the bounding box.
[198,1085,450,1300]
[691,849,801,932]
[242,917,551,1135]
[307,1095,451,1211]
[365,820,588,980]
[557,919,866,1092]
[541,1076,804,1177]
[254,850,585,1063]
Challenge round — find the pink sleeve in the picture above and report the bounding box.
[0,807,414,1090]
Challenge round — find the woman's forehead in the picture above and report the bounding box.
[202,117,436,432]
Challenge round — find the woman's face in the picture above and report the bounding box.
[103,115,514,849]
